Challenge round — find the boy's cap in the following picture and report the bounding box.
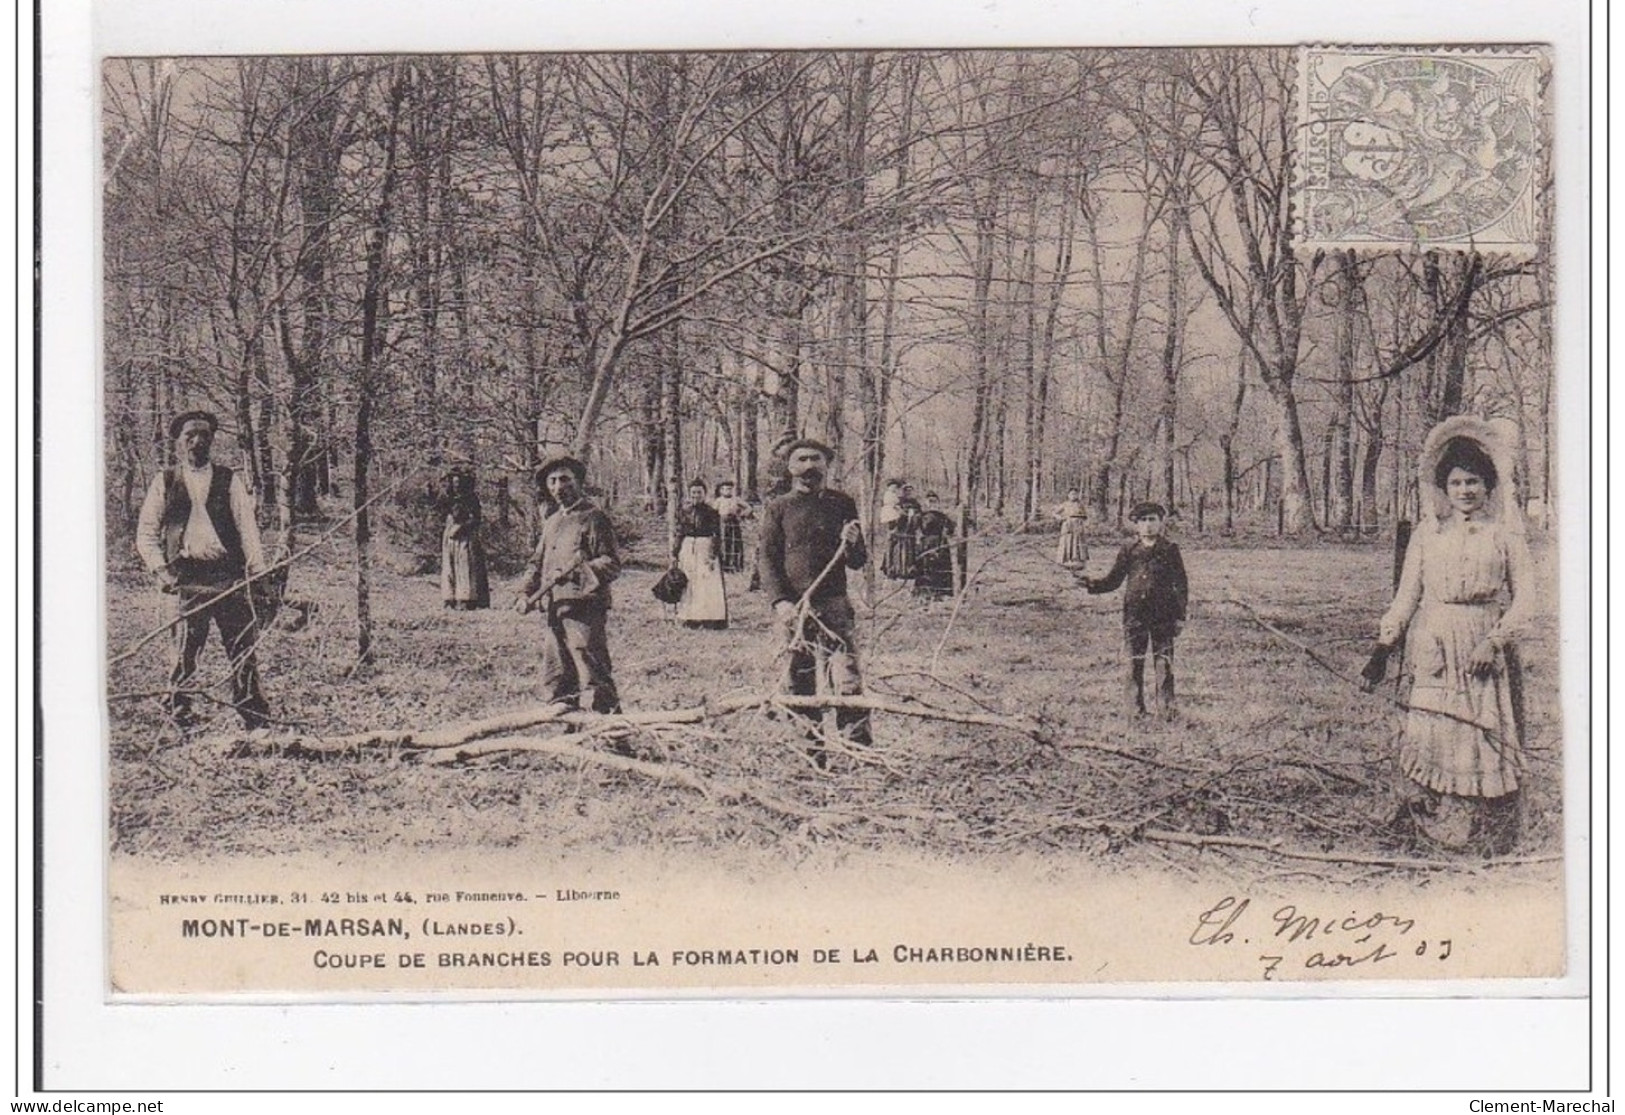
[1129,501,1167,521]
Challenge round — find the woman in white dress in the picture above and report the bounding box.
[1378,416,1534,855]
[673,479,728,629]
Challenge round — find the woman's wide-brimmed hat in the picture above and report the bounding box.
[1417,414,1522,529]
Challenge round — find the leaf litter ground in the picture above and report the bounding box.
[104,532,1564,882]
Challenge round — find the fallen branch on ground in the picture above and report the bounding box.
[220,690,1054,758]
[424,732,856,827]
[1135,826,1562,873]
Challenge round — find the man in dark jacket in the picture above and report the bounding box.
[1082,502,1189,718]
[135,410,271,729]
[514,453,622,714]
[757,438,871,756]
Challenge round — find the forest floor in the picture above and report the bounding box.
[104,523,1567,883]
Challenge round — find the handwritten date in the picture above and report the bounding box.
[1189,896,1452,980]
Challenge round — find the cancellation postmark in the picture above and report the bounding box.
[1296,46,1547,255]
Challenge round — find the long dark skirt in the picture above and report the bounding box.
[719,517,746,573]
[883,529,918,580]
[914,542,954,598]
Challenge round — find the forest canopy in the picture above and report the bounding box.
[102,49,1553,546]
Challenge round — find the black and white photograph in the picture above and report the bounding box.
[26,0,1599,1093]
[90,39,1582,998]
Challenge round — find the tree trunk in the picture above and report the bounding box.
[660,337,684,548]
[1016,139,1040,521]
[774,307,803,447]
[1434,253,1477,421]
[1359,430,1384,534]
[1267,378,1316,533]
[1155,218,1183,511]
[965,207,998,508]
[1329,249,1358,533]
[353,70,408,669]
[842,53,877,499]
[251,335,277,514]
[870,55,916,527]
[742,363,760,499]
[1030,168,1074,521]
[1083,197,1150,521]
[289,59,341,517]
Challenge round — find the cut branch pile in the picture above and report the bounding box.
[203,686,1555,874]
[217,692,1052,829]
[225,692,1052,759]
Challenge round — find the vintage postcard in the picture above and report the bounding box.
[29,0,1597,1092]
[89,38,1583,1007]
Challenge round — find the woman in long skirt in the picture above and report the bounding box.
[713,480,751,574]
[441,467,490,610]
[913,493,956,599]
[883,483,922,580]
[1054,488,1089,569]
[673,479,728,629]
[1378,417,1533,855]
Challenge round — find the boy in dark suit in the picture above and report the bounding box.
[1081,502,1189,718]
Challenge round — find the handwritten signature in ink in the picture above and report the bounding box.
[1188,896,1452,980]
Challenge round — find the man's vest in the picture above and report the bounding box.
[160,464,245,569]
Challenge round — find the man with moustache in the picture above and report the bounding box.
[756,438,872,758]
[135,410,272,730]
[514,452,622,715]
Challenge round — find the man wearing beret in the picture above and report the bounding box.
[514,452,622,714]
[757,438,872,758]
[135,410,271,730]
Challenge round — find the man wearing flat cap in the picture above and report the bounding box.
[135,410,271,730]
[1079,501,1189,718]
[757,438,872,758]
[514,452,622,714]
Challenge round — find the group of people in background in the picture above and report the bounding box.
[661,472,963,630]
[137,409,1537,855]
[879,480,958,599]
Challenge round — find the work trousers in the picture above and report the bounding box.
[1125,620,1177,717]
[541,600,621,713]
[780,595,870,745]
[170,578,269,728]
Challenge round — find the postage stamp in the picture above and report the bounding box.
[1296,46,1547,254]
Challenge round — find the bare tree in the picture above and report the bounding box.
[351,66,409,668]
[1161,49,1323,533]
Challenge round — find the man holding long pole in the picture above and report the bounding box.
[134,410,271,730]
[757,438,872,761]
